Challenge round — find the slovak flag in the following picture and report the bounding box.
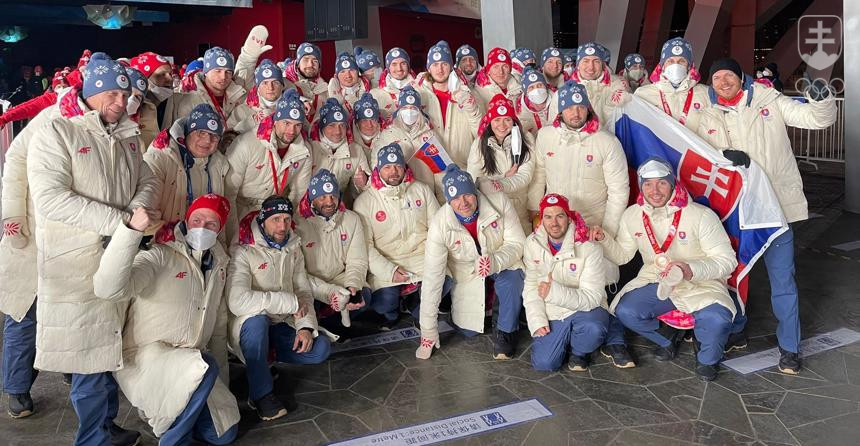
[412,136,454,174]
[612,96,788,310]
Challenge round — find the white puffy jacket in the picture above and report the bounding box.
[144,119,230,226]
[353,169,440,290]
[0,99,62,321]
[162,74,246,132]
[27,95,158,373]
[466,131,536,232]
[413,73,484,167]
[634,73,711,131]
[93,222,238,438]
[599,187,738,316]
[227,220,326,362]
[696,82,837,223]
[419,191,525,341]
[523,222,607,335]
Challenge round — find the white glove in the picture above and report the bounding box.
[2,217,28,249]
[447,71,461,92]
[242,25,273,59]
[328,287,351,312]
[415,333,440,360]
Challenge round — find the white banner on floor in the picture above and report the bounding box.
[723,328,860,374]
[331,321,454,353]
[327,399,553,446]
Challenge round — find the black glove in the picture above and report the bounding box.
[809,79,831,101]
[723,149,750,168]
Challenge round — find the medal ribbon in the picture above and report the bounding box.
[642,209,683,255]
[268,151,290,195]
[659,88,694,126]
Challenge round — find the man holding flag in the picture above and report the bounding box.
[695,58,837,374]
[593,158,737,382]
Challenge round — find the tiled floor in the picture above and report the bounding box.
[2,169,860,446]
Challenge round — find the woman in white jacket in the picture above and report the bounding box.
[93,195,239,445]
[467,94,536,233]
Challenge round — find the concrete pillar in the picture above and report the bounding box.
[684,0,735,70]
[481,0,552,56]
[335,5,382,61]
[845,0,860,213]
[640,0,676,68]
[579,0,602,43]
[594,0,648,71]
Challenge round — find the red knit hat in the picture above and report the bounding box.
[130,52,172,78]
[186,194,231,230]
[538,193,589,243]
[486,47,512,70]
[477,94,519,136]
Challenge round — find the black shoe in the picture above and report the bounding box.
[656,323,681,345]
[249,393,288,421]
[682,330,695,343]
[380,314,400,332]
[696,362,718,381]
[8,392,34,418]
[778,347,801,375]
[567,354,589,372]
[270,365,280,382]
[600,344,636,368]
[62,373,72,386]
[654,343,678,362]
[109,422,141,446]
[493,329,516,360]
[724,332,748,353]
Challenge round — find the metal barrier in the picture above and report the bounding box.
[788,97,845,169]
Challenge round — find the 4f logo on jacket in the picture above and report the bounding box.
[78,146,91,155]
[258,262,268,270]
[175,271,188,279]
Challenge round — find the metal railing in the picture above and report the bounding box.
[788,97,845,169]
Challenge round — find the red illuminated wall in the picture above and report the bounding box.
[378,7,483,68]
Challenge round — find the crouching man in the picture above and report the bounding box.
[592,158,737,381]
[228,196,331,421]
[93,194,240,445]
[416,165,525,361]
[525,194,610,372]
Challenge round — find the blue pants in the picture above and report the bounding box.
[730,227,800,352]
[615,283,733,365]
[452,270,524,336]
[373,276,454,321]
[70,372,119,446]
[3,302,36,394]
[160,354,238,446]
[531,307,610,371]
[239,315,332,402]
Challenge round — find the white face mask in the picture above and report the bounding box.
[389,75,408,90]
[186,227,218,251]
[259,95,277,108]
[663,63,688,86]
[150,84,173,103]
[526,87,548,104]
[126,95,142,116]
[628,68,646,81]
[343,83,360,96]
[399,109,420,126]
